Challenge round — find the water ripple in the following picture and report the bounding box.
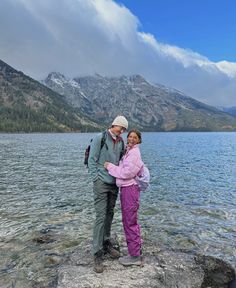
[0,132,236,287]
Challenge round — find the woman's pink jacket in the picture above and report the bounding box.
[107,144,143,187]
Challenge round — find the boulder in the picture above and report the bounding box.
[57,238,235,288]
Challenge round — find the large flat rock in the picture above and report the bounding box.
[57,239,235,288]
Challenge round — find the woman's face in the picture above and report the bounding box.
[127,132,140,147]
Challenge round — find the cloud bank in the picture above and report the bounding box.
[0,0,236,106]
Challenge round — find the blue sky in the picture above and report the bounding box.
[0,0,236,106]
[115,0,236,62]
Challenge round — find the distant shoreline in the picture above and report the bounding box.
[1,130,236,134]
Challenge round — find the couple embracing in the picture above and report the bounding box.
[88,116,146,273]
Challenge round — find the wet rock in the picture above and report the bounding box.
[32,276,58,288]
[44,255,63,267]
[32,227,57,244]
[57,238,235,288]
[33,235,56,244]
[229,279,236,288]
[195,254,236,288]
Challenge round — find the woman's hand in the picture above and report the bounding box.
[104,161,110,169]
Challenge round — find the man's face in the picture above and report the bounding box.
[112,126,126,136]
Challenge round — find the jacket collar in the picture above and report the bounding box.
[108,129,123,143]
[125,144,139,153]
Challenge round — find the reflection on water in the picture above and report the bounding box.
[0,132,236,287]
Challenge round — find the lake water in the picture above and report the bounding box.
[0,132,236,287]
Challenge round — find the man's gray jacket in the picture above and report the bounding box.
[88,131,124,184]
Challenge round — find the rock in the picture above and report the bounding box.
[33,235,56,244]
[32,227,58,244]
[229,279,236,288]
[195,254,236,287]
[56,239,235,288]
[44,255,64,267]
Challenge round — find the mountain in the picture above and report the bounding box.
[44,73,236,131]
[0,60,101,132]
[218,107,236,117]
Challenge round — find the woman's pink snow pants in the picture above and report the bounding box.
[120,184,142,256]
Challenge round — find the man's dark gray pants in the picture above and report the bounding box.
[93,178,118,255]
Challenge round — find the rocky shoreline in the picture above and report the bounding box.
[56,236,235,288]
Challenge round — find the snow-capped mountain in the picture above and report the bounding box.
[43,72,236,131]
[43,72,93,115]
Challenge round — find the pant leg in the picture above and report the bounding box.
[93,179,118,255]
[104,184,118,241]
[120,185,141,256]
[93,179,108,255]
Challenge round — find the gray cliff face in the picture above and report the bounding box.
[44,73,236,131]
[57,238,236,288]
[43,72,93,115]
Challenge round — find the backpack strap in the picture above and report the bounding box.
[120,138,125,160]
[84,131,107,168]
[100,130,107,150]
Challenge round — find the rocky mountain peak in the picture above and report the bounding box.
[45,72,68,86]
[129,74,149,85]
[47,71,66,80]
[44,72,236,131]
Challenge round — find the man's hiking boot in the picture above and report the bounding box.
[119,255,142,266]
[94,251,104,273]
[103,240,120,259]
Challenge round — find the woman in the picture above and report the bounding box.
[104,129,143,266]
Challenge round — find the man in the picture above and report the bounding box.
[88,116,128,273]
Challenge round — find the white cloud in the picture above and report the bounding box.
[139,32,209,67]
[0,0,235,107]
[215,61,236,78]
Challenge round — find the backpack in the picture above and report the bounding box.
[135,165,150,191]
[84,131,107,167]
[84,131,125,167]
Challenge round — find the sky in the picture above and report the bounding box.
[115,0,236,62]
[0,0,236,107]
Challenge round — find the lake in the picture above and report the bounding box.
[0,132,235,287]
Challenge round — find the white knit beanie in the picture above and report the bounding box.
[111,116,128,129]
